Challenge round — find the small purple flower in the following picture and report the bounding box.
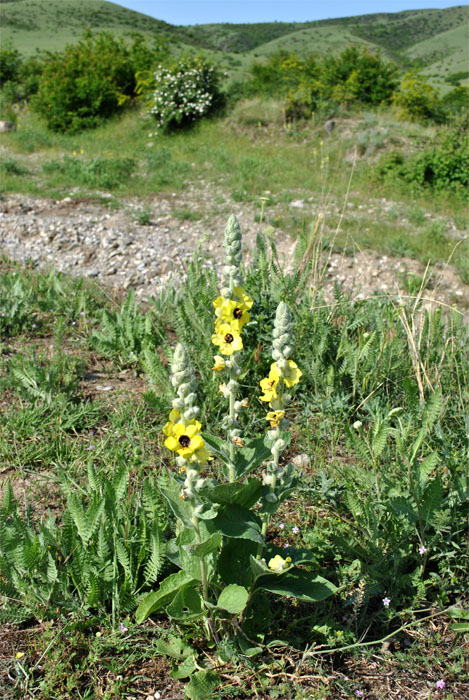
[278,522,285,530]
[31,323,36,328]
[419,545,427,555]
[119,622,128,633]
[292,526,299,534]
[80,311,85,316]
[86,444,95,451]
[436,680,445,690]
[355,692,364,697]
[382,597,391,607]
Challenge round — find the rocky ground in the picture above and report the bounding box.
[0,189,467,314]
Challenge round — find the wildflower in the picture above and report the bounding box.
[355,692,364,697]
[86,444,95,450]
[213,296,250,331]
[436,680,445,690]
[232,436,245,446]
[268,555,292,572]
[212,355,226,371]
[233,286,253,310]
[419,545,427,555]
[353,420,363,430]
[16,652,25,659]
[382,597,391,607]
[211,323,243,355]
[164,423,205,460]
[119,622,128,633]
[282,360,302,387]
[292,526,299,534]
[259,364,280,402]
[265,410,285,427]
[278,522,285,530]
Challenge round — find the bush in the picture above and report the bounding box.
[392,72,442,123]
[32,32,139,132]
[148,55,225,133]
[375,123,469,198]
[247,47,399,121]
[0,44,21,85]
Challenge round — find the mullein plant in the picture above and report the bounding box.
[137,216,335,688]
[211,215,253,481]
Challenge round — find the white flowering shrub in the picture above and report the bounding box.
[149,56,224,133]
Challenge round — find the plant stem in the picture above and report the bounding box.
[192,513,220,644]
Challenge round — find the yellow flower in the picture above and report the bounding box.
[233,286,253,310]
[213,297,250,331]
[162,410,202,439]
[268,555,292,572]
[212,355,226,371]
[259,364,280,402]
[16,652,25,659]
[283,360,302,387]
[164,423,205,459]
[211,323,243,355]
[265,410,285,427]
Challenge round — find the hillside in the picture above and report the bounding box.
[1,0,468,85]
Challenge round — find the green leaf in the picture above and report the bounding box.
[417,452,438,490]
[199,479,261,508]
[170,654,197,679]
[450,622,469,633]
[255,570,336,602]
[211,504,264,545]
[135,570,196,623]
[189,533,222,558]
[202,433,231,463]
[447,608,469,620]
[185,670,219,700]
[217,584,249,615]
[389,496,418,523]
[167,585,205,621]
[420,477,444,523]
[156,634,193,659]
[158,472,194,528]
[233,436,274,479]
[218,539,258,587]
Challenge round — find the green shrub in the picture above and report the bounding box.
[0,44,21,85]
[32,32,138,132]
[441,86,469,117]
[374,124,469,198]
[392,72,442,123]
[148,55,225,133]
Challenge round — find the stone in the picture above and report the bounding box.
[0,120,15,132]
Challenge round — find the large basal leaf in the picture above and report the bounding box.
[167,584,205,621]
[218,538,258,587]
[135,570,195,623]
[199,479,261,508]
[255,569,337,602]
[185,670,219,700]
[211,504,264,545]
[217,584,249,615]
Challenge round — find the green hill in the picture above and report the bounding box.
[1,0,468,86]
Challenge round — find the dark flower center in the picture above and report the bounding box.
[224,333,234,344]
[179,435,191,448]
[233,308,242,319]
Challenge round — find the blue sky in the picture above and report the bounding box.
[115,1,465,25]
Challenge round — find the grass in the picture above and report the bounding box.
[0,240,468,698]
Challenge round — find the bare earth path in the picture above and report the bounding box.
[1,189,467,314]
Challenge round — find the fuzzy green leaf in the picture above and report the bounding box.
[135,570,196,623]
[217,584,249,614]
[185,670,219,700]
[255,570,336,602]
[211,504,264,545]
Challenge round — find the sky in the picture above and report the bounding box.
[115,1,465,25]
